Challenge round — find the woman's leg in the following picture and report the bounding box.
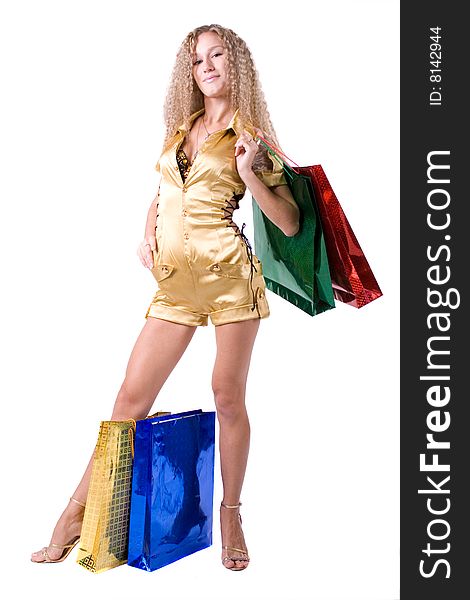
[212,318,261,570]
[31,317,197,562]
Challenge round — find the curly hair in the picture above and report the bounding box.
[159,24,283,170]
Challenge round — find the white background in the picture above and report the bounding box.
[0,1,399,598]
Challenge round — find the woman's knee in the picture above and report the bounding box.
[212,379,246,420]
[112,378,151,420]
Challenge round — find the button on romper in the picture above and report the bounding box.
[145,107,287,327]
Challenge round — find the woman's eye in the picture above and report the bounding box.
[193,53,222,65]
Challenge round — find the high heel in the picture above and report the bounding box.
[31,497,86,564]
[220,501,250,571]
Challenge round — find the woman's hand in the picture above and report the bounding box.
[235,128,263,177]
[137,236,157,269]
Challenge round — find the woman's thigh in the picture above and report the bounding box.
[120,317,197,407]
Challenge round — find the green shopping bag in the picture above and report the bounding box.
[251,139,335,317]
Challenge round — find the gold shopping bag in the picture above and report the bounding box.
[77,412,169,573]
[76,419,135,573]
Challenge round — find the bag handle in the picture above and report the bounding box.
[255,134,300,169]
[147,410,171,419]
[129,425,135,459]
[128,412,170,459]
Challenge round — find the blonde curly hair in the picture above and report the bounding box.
[159,24,283,170]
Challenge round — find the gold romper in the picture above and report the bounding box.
[145,107,287,327]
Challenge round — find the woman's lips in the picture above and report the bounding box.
[204,76,219,83]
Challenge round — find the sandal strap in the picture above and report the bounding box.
[50,541,76,550]
[222,556,250,564]
[70,496,86,508]
[223,545,248,555]
[42,546,67,561]
[221,501,242,509]
[220,502,249,566]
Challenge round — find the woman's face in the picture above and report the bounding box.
[192,31,229,99]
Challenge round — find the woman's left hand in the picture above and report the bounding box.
[235,128,262,177]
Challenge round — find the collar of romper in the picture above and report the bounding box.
[176,107,256,138]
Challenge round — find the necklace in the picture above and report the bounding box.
[203,114,231,138]
[190,113,232,163]
[202,116,212,139]
[187,119,204,164]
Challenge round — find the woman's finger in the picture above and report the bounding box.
[235,132,255,152]
[144,242,155,268]
[236,131,254,145]
[137,240,156,269]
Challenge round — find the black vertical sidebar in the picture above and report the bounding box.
[401,3,468,599]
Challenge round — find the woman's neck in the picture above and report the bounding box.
[202,99,234,129]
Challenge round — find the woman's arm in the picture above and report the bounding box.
[137,181,160,269]
[144,193,159,240]
[235,130,300,237]
[242,171,300,237]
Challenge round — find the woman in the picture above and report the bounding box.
[31,23,299,572]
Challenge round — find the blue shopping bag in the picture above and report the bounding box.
[127,409,216,572]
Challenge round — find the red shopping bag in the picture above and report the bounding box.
[257,136,383,308]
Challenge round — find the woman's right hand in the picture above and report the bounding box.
[137,237,157,269]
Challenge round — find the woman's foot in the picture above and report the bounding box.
[31,497,86,563]
[220,501,250,571]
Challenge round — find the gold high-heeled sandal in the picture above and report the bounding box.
[31,496,86,564]
[220,501,250,571]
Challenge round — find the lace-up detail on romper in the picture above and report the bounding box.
[220,195,258,311]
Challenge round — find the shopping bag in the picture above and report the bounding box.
[256,136,383,308]
[127,409,216,572]
[308,165,383,307]
[76,411,169,573]
[76,419,135,573]
[252,139,335,317]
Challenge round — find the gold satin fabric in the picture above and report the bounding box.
[145,107,286,327]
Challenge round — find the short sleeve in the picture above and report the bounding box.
[252,145,287,187]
